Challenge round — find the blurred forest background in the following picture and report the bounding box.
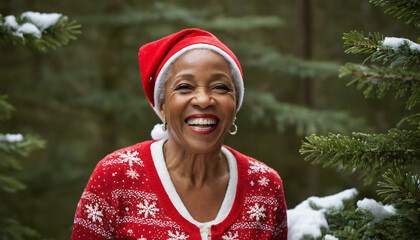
[0,0,418,239]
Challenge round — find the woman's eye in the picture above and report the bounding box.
[173,84,193,92]
[213,84,232,92]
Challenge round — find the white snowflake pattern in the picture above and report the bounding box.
[248,161,270,174]
[137,200,159,218]
[247,203,266,222]
[167,230,188,240]
[85,203,104,223]
[222,231,239,240]
[137,236,147,240]
[118,150,143,167]
[126,168,140,179]
[258,177,270,186]
[250,180,255,186]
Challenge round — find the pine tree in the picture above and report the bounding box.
[0,12,80,239]
[298,1,420,239]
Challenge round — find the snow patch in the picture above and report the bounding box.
[382,37,420,51]
[287,207,327,240]
[2,11,62,39]
[302,188,357,210]
[21,11,62,30]
[325,234,339,240]
[0,133,24,142]
[287,188,357,240]
[17,23,41,38]
[5,15,19,29]
[357,198,396,223]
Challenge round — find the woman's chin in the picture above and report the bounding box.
[176,135,225,154]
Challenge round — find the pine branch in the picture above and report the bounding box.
[236,42,340,80]
[340,63,420,109]
[324,195,420,239]
[80,3,284,31]
[0,175,25,194]
[0,134,45,171]
[397,113,420,127]
[323,197,375,240]
[0,95,14,121]
[343,31,420,70]
[204,15,284,30]
[0,219,41,240]
[0,12,81,52]
[369,0,420,28]
[245,90,368,136]
[377,170,420,221]
[378,170,420,208]
[299,129,420,182]
[343,31,385,56]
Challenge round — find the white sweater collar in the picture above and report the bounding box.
[150,139,238,229]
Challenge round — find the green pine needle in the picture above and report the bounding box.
[299,129,420,182]
[369,0,420,28]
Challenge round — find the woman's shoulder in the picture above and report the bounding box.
[84,140,156,196]
[97,140,155,167]
[223,145,283,185]
[89,140,156,181]
[224,145,286,214]
[103,140,154,159]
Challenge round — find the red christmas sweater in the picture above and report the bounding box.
[71,140,287,240]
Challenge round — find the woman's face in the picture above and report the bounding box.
[160,49,236,153]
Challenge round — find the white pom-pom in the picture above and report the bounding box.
[151,123,169,140]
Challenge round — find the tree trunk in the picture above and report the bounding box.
[300,0,320,197]
[98,0,125,156]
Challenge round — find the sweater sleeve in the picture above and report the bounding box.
[71,158,118,240]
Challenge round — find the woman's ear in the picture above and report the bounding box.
[159,101,166,120]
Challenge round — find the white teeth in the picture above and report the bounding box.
[187,118,217,125]
[191,126,211,130]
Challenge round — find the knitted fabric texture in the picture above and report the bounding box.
[71,141,287,240]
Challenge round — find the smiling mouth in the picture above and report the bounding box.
[185,115,219,134]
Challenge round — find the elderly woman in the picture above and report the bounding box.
[71,29,287,240]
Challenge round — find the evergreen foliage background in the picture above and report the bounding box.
[0,0,417,238]
[299,0,419,238]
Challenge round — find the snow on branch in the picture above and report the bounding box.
[287,189,358,240]
[383,37,420,52]
[4,12,62,39]
[0,11,81,51]
[357,198,396,223]
[343,31,420,70]
[341,31,420,110]
[287,189,400,240]
[0,133,23,143]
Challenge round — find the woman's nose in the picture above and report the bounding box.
[191,88,214,108]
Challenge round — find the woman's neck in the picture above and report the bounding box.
[163,139,228,187]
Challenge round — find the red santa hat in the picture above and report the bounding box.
[138,28,244,139]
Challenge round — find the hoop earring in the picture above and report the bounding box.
[162,120,167,131]
[229,119,238,135]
